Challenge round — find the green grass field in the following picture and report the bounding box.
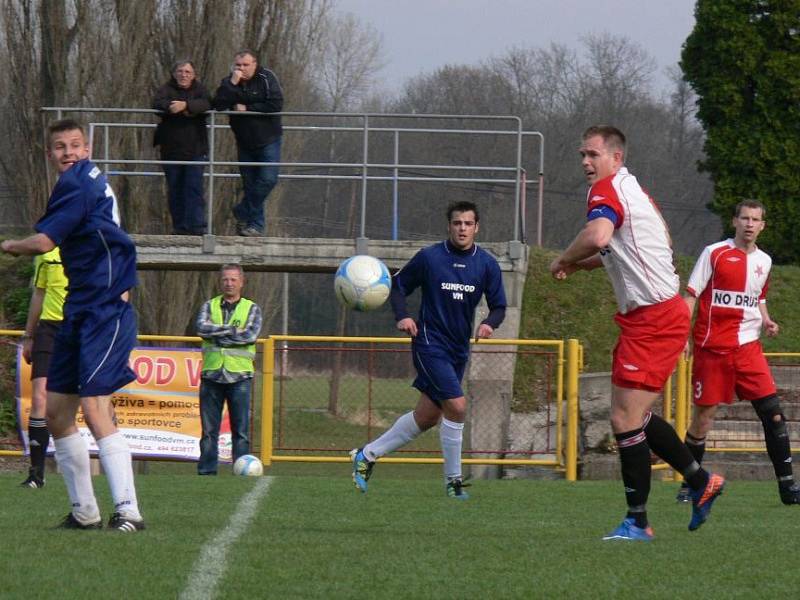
[3,468,800,599]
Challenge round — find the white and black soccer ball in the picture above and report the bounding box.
[334,255,391,312]
[233,454,263,477]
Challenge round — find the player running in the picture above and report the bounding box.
[1,119,145,532]
[677,199,800,505]
[350,200,506,499]
[550,125,724,540]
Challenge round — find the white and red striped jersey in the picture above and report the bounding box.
[686,239,771,352]
[587,167,679,314]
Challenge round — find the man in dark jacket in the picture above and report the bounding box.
[153,60,212,235]
[214,50,283,237]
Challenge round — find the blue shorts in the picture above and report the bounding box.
[411,348,467,405]
[47,300,137,397]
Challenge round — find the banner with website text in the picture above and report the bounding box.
[16,347,232,462]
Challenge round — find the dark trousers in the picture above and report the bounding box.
[198,378,251,474]
[163,157,206,233]
[234,138,281,232]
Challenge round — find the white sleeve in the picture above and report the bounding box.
[686,245,713,297]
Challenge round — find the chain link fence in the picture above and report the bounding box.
[260,336,580,478]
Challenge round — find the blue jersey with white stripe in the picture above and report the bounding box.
[393,240,506,360]
[35,159,137,316]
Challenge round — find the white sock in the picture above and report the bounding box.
[363,411,421,461]
[54,432,100,524]
[440,418,464,481]
[97,432,142,520]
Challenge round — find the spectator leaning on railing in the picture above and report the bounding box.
[213,49,283,237]
[153,59,212,236]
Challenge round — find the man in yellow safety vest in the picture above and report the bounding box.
[195,264,262,475]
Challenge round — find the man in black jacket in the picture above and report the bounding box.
[153,60,212,235]
[214,50,283,236]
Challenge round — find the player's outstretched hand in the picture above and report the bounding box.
[475,323,494,340]
[549,257,575,280]
[1,239,19,256]
[397,317,417,338]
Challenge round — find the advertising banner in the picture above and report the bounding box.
[16,346,232,462]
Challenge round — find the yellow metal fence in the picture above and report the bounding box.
[0,330,581,480]
[672,352,800,454]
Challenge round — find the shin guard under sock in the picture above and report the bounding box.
[643,412,708,490]
[615,428,651,527]
[28,417,50,477]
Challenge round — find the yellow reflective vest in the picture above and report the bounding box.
[34,247,68,321]
[201,296,256,374]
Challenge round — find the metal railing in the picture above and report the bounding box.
[40,107,544,244]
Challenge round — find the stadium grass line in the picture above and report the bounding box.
[179,476,274,600]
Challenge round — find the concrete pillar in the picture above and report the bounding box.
[466,244,527,479]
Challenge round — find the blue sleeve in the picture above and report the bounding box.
[35,174,88,245]
[587,204,619,226]
[484,257,507,312]
[482,306,506,330]
[390,250,426,321]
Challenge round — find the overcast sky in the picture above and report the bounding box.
[334,0,697,95]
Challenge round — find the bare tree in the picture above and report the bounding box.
[314,12,385,112]
[387,34,717,253]
[0,0,338,338]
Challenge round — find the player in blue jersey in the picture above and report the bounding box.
[350,201,507,498]
[1,119,145,532]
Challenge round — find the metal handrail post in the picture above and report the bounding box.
[207,111,216,235]
[392,130,399,240]
[536,132,545,247]
[104,126,110,166]
[520,169,527,244]
[360,114,369,240]
[513,117,522,242]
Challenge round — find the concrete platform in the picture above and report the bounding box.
[131,234,527,273]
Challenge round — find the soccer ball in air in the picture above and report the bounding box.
[334,255,391,311]
[233,454,263,477]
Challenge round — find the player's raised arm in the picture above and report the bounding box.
[550,217,613,279]
[1,233,55,257]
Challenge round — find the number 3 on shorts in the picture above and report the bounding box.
[694,380,703,400]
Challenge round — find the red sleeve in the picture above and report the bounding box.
[760,275,770,301]
[587,176,625,229]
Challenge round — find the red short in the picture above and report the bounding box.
[612,295,690,392]
[691,341,776,406]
